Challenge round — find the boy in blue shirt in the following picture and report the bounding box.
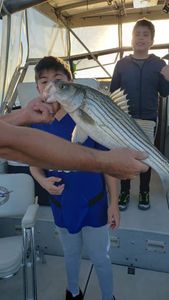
[30,56,119,300]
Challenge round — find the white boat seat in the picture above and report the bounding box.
[0,236,22,278]
[0,173,38,300]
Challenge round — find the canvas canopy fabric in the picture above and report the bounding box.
[0,4,169,107]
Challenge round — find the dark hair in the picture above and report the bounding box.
[133,18,155,40]
[35,56,72,82]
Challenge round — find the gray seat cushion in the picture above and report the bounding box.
[0,236,22,278]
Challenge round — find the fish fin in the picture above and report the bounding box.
[109,89,131,114]
[71,126,88,144]
[99,88,131,115]
[79,109,95,124]
[99,87,122,98]
[110,88,124,98]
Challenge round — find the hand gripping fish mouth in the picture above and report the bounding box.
[44,79,169,206]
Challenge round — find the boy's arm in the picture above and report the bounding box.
[104,174,120,229]
[159,65,169,96]
[30,166,46,186]
[110,62,121,93]
[161,65,169,82]
[30,166,64,195]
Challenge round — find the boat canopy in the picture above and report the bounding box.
[0,0,169,110]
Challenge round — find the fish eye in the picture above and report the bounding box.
[60,83,68,90]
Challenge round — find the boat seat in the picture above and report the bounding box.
[0,173,39,300]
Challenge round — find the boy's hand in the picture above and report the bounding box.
[40,176,65,195]
[161,65,169,81]
[108,203,120,229]
[22,97,60,124]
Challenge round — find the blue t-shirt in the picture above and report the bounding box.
[32,114,108,233]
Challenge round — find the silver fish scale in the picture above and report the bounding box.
[89,99,149,149]
[81,86,154,147]
[90,99,168,172]
[94,100,158,151]
[47,81,169,194]
[87,88,151,143]
[85,90,151,147]
[82,88,169,177]
[85,86,159,147]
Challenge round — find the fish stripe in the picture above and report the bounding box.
[84,92,169,176]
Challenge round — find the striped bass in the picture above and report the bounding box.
[45,80,169,202]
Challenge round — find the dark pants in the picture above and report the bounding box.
[121,167,151,194]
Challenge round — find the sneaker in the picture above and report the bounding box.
[138,192,150,210]
[66,289,83,300]
[118,192,130,211]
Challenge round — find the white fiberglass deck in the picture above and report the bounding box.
[0,170,169,300]
[0,255,169,300]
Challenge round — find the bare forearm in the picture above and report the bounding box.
[0,121,149,178]
[0,109,28,125]
[30,166,45,184]
[0,121,103,172]
[104,174,119,205]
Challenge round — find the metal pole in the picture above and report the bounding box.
[54,9,111,77]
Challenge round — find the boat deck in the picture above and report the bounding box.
[0,170,169,300]
[0,255,169,300]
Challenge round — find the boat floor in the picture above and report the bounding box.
[119,170,169,233]
[0,170,169,300]
[0,255,169,300]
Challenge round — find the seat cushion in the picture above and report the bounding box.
[0,236,22,278]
